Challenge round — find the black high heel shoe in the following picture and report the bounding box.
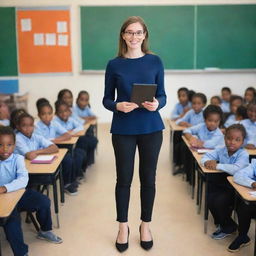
[115,226,130,253]
[139,225,153,250]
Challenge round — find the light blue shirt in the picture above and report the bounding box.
[176,109,204,126]
[0,119,10,126]
[183,123,225,148]
[171,102,191,120]
[234,159,256,188]
[224,114,237,128]
[15,132,53,156]
[0,154,28,192]
[201,146,249,175]
[35,120,68,139]
[54,116,84,134]
[221,100,230,113]
[240,119,256,145]
[72,104,95,118]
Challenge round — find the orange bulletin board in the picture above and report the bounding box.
[17,7,72,74]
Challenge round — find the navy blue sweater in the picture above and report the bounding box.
[103,54,166,135]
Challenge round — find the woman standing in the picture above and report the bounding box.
[103,16,166,252]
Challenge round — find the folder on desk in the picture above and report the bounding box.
[31,155,57,164]
[190,147,213,154]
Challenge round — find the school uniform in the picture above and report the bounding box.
[240,119,256,146]
[0,154,53,256]
[221,100,230,113]
[34,121,76,185]
[176,109,204,126]
[183,123,225,149]
[72,104,95,118]
[0,119,10,126]
[233,160,256,238]
[201,147,249,233]
[171,102,191,120]
[224,114,236,128]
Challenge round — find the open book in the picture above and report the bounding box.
[190,147,214,154]
[31,155,57,164]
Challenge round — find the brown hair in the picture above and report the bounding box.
[118,16,151,57]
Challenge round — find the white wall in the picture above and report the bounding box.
[1,0,256,122]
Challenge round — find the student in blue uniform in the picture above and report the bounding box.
[0,126,62,256]
[34,103,79,195]
[228,159,256,252]
[244,87,256,105]
[201,124,249,240]
[220,87,232,113]
[183,104,224,149]
[224,95,243,128]
[241,101,256,149]
[210,96,221,107]
[54,100,95,173]
[10,108,27,132]
[0,102,10,126]
[170,87,191,120]
[175,92,207,127]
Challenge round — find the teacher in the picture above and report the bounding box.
[103,16,166,252]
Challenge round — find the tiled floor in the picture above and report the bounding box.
[1,123,254,256]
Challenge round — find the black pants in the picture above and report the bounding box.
[236,199,256,236]
[112,131,162,223]
[208,174,237,232]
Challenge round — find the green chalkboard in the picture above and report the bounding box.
[80,6,194,70]
[197,5,256,69]
[0,7,18,76]
[80,5,256,70]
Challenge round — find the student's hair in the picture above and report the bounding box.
[221,87,231,94]
[10,108,27,130]
[37,102,53,114]
[192,93,207,105]
[247,100,256,110]
[118,16,151,58]
[57,89,73,101]
[77,90,89,99]
[55,100,69,113]
[230,95,243,105]
[188,90,196,102]
[245,87,256,99]
[177,87,189,95]
[225,124,246,140]
[0,126,16,143]
[236,105,248,119]
[16,113,34,126]
[36,98,49,111]
[210,95,221,104]
[203,104,223,120]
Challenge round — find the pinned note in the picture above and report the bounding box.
[57,21,67,33]
[45,33,56,46]
[21,18,31,31]
[34,33,44,46]
[58,34,68,46]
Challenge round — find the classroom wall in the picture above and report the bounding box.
[1,0,256,123]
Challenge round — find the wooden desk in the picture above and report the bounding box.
[0,189,25,256]
[26,148,68,228]
[247,148,256,161]
[227,176,256,256]
[56,137,78,145]
[169,120,185,173]
[72,121,93,137]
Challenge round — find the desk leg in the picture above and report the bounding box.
[198,172,203,215]
[52,179,60,228]
[191,159,196,200]
[59,166,65,204]
[204,174,209,234]
[254,221,256,256]
[170,129,174,174]
[0,236,2,256]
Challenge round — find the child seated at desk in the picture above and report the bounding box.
[0,126,62,256]
[54,100,96,170]
[0,102,10,126]
[210,96,221,107]
[229,159,256,252]
[224,95,243,128]
[34,102,81,195]
[183,104,224,149]
[170,87,191,120]
[220,87,232,113]
[175,92,207,127]
[201,124,249,240]
[10,108,27,132]
[241,101,256,149]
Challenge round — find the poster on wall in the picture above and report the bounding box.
[17,6,72,75]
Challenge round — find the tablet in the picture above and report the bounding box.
[130,83,157,108]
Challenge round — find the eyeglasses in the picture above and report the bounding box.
[123,30,144,38]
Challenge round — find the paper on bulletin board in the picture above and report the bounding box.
[17,7,72,74]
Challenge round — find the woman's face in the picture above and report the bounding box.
[122,22,146,51]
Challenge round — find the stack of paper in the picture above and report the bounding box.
[31,155,56,164]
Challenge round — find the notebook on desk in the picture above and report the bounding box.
[31,155,57,164]
[190,147,213,154]
[130,83,157,108]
